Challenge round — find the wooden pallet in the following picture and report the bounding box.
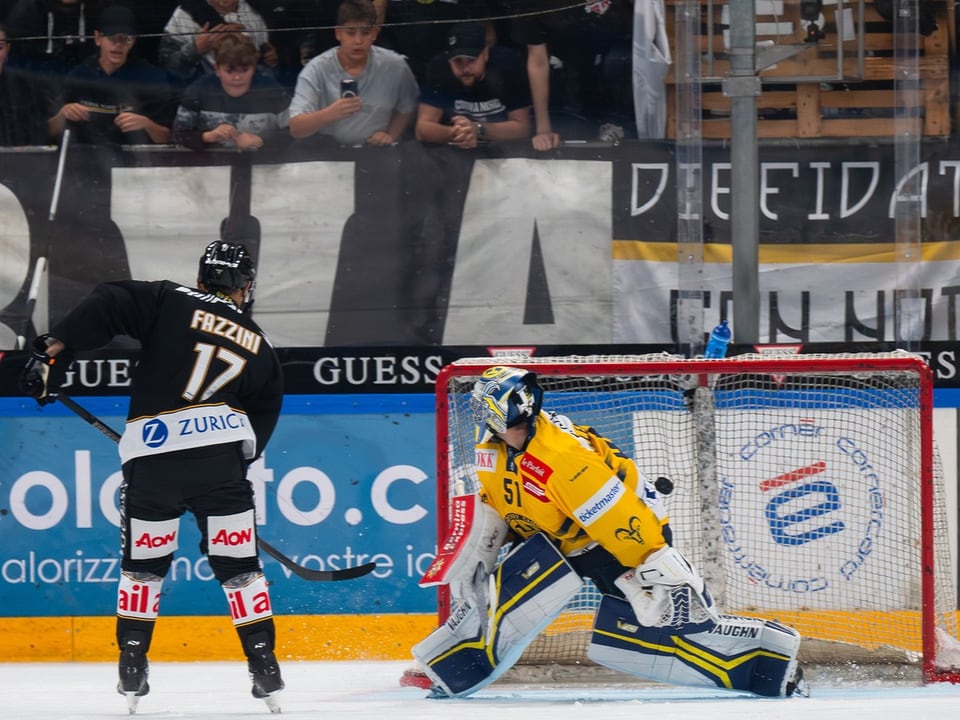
[663,0,951,138]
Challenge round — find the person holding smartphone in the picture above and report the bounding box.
[287,0,418,146]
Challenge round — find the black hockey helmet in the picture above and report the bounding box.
[198,240,255,292]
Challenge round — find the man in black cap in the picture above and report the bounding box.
[50,4,177,145]
[415,21,531,149]
[376,0,486,82]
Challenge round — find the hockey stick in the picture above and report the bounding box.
[56,392,122,443]
[257,536,377,582]
[49,128,70,221]
[16,257,48,350]
[53,393,377,582]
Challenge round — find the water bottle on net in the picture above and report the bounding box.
[704,319,731,359]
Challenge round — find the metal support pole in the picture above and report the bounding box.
[723,0,761,344]
[675,0,706,355]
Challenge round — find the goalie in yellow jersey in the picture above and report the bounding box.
[412,366,808,699]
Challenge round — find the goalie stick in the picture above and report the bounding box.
[53,392,377,583]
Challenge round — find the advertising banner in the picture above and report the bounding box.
[3,142,960,349]
[1,343,958,618]
[0,395,438,617]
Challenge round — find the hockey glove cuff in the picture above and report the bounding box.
[19,334,69,406]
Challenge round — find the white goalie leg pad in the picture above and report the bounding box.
[615,545,719,630]
[412,533,583,698]
[419,495,509,596]
[588,595,803,697]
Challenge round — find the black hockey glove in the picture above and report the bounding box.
[19,335,69,406]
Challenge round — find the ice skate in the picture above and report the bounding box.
[116,632,150,714]
[245,632,284,713]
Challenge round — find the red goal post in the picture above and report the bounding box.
[433,351,960,683]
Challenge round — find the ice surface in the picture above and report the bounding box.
[6,659,960,719]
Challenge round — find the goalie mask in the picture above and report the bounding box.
[471,366,543,443]
[198,241,256,310]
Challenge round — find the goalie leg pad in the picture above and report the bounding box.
[412,533,583,698]
[588,595,802,697]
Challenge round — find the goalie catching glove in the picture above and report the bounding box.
[19,335,70,406]
[615,545,719,631]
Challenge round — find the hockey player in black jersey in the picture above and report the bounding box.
[20,241,285,714]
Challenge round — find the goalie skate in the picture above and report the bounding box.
[786,666,810,698]
[399,664,433,689]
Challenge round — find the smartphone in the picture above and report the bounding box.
[340,79,358,98]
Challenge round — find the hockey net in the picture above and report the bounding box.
[433,352,960,683]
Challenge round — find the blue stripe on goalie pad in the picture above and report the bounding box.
[416,533,583,698]
[588,595,798,697]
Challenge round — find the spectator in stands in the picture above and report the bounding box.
[112,1,179,65]
[288,0,417,147]
[159,0,278,90]
[377,0,489,82]
[290,0,386,74]
[4,0,101,91]
[510,0,631,148]
[201,0,363,92]
[0,21,57,144]
[416,21,530,149]
[51,5,176,144]
[172,32,290,150]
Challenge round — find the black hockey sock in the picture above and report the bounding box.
[237,617,276,658]
[116,618,156,654]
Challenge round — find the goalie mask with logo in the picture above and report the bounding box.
[470,366,542,444]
